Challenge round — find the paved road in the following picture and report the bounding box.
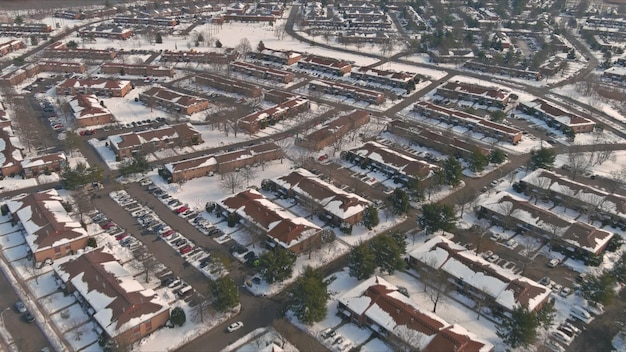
[0,266,51,352]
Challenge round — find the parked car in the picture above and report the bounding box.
[179,245,194,255]
[176,206,189,214]
[227,321,243,332]
[23,311,35,323]
[115,233,129,241]
[548,258,560,268]
[100,221,116,229]
[15,301,27,313]
[552,330,573,345]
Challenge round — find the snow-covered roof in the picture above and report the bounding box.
[520,99,595,128]
[21,152,66,170]
[273,168,371,221]
[338,276,493,352]
[218,189,321,249]
[349,141,435,178]
[69,94,113,120]
[482,191,614,254]
[5,189,88,254]
[53,248,169,339]
[107,123,200,150]
[409,236,551,312]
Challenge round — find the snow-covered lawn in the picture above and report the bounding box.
[223,327,297,352]
[0,230,25,249]
[361,338,393,352]
[64,320,100,352]
[39,291,77,315]
[26,271,60,299]
[50,303,91,333]
[3,243,29,262]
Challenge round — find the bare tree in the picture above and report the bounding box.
[220,172,245,194]
[235,38,252,60]
[528,176,551,205]
[567,143,591,180]
[455,187,476,218]
[191,298,212,324]
[519,234,542,276]
[421,260,451,314]
[608,168,626,193]
[497,200,515,229]
[241,167,257,187]
[393,325,423,352]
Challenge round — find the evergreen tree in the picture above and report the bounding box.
[215,40,223,48]
[389,188,410,214]
[580,271,617,305]
[362,205,379,230]
[212,277,239,311]
[535,299,556,330]
[489,149,507,164]
[258,247,296,284]
[529,147,556,170]
[418,202,457,235]
[496,307,539,348]
[441,157,463,186]
[257,40,265,51]
[170,307,186,326]
[468,148,489,173]
[155,32,163,44]
[348,243,376,279]
[66,40,79,49]
[290,266,328,324]
[369,234,406,274]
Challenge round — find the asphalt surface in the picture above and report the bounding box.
[0,4,624,352]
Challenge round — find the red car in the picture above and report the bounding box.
[101,221,116,229]
[79,129,96,136]
[179,245,193,255]
[318,154,328,162]
[115,233,129,241]
[161,230,175,238]
[176,206,189,214]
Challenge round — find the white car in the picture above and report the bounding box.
[547,258,560,268]
[552,330,573,345]
[227,321,243,332]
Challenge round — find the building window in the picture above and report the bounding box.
[54,246,62,257]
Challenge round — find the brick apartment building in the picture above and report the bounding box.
[0,40,25,57]
[518,98,595,133]
[297,54,352,76]
[139,86,209,115]
[194,73,262,97]
[230,61,294,83]
[298,109,370,151]
[436,81,512,107]
[69,94,116,127]
[6,189,90,262]
[309,79,385,105]
[38,61,87,74]
[350,66,419,90]
[100,63,173,77]
[56,78,132,97]
[107,123,202,159]
[21,152,67,178]
[162,142,282,182]
[216,189,322,254]
[413,101,523,144]
[238,97,310,134]
[387,120,490,160]
[160,49,238,64]
[248,48,302,65]
[45,41,118,61]
[53,248,170,346]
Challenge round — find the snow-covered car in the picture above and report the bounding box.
[486,254,499,263]
[552,330,573,345]
[548,258,560,268]
[139,178,152,186]
[227,321,243,332]
[559,287,572,297]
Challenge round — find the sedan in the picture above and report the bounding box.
[179,245,193,255]
[23,311,35,323]
[176,206,189,214]
[487,254,499,263]
[115,233,129,241]
[15,301,27,314]
[100,221,116,230]
[227,321,244,332]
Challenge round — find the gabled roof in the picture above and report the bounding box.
[482,191,613,254]
[349,141,435,177]
[274,168,371,220]
[107,123,200,150]
[0,127,23,169]
[218,189,321,249]
[438,81,510,102]
[69,94,112,120]
[57,78,130,90]
[53,248,168,338]
[21,152,66,169]
[338,276,493,351]
[141,86,208,108]
[522,99,595,127]
[409,236,550,312]
[6,189,88,253]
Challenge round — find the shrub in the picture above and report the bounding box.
[170,307,186,326]
[87,237,97,248]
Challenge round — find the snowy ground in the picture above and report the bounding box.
[223,327,298,352]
